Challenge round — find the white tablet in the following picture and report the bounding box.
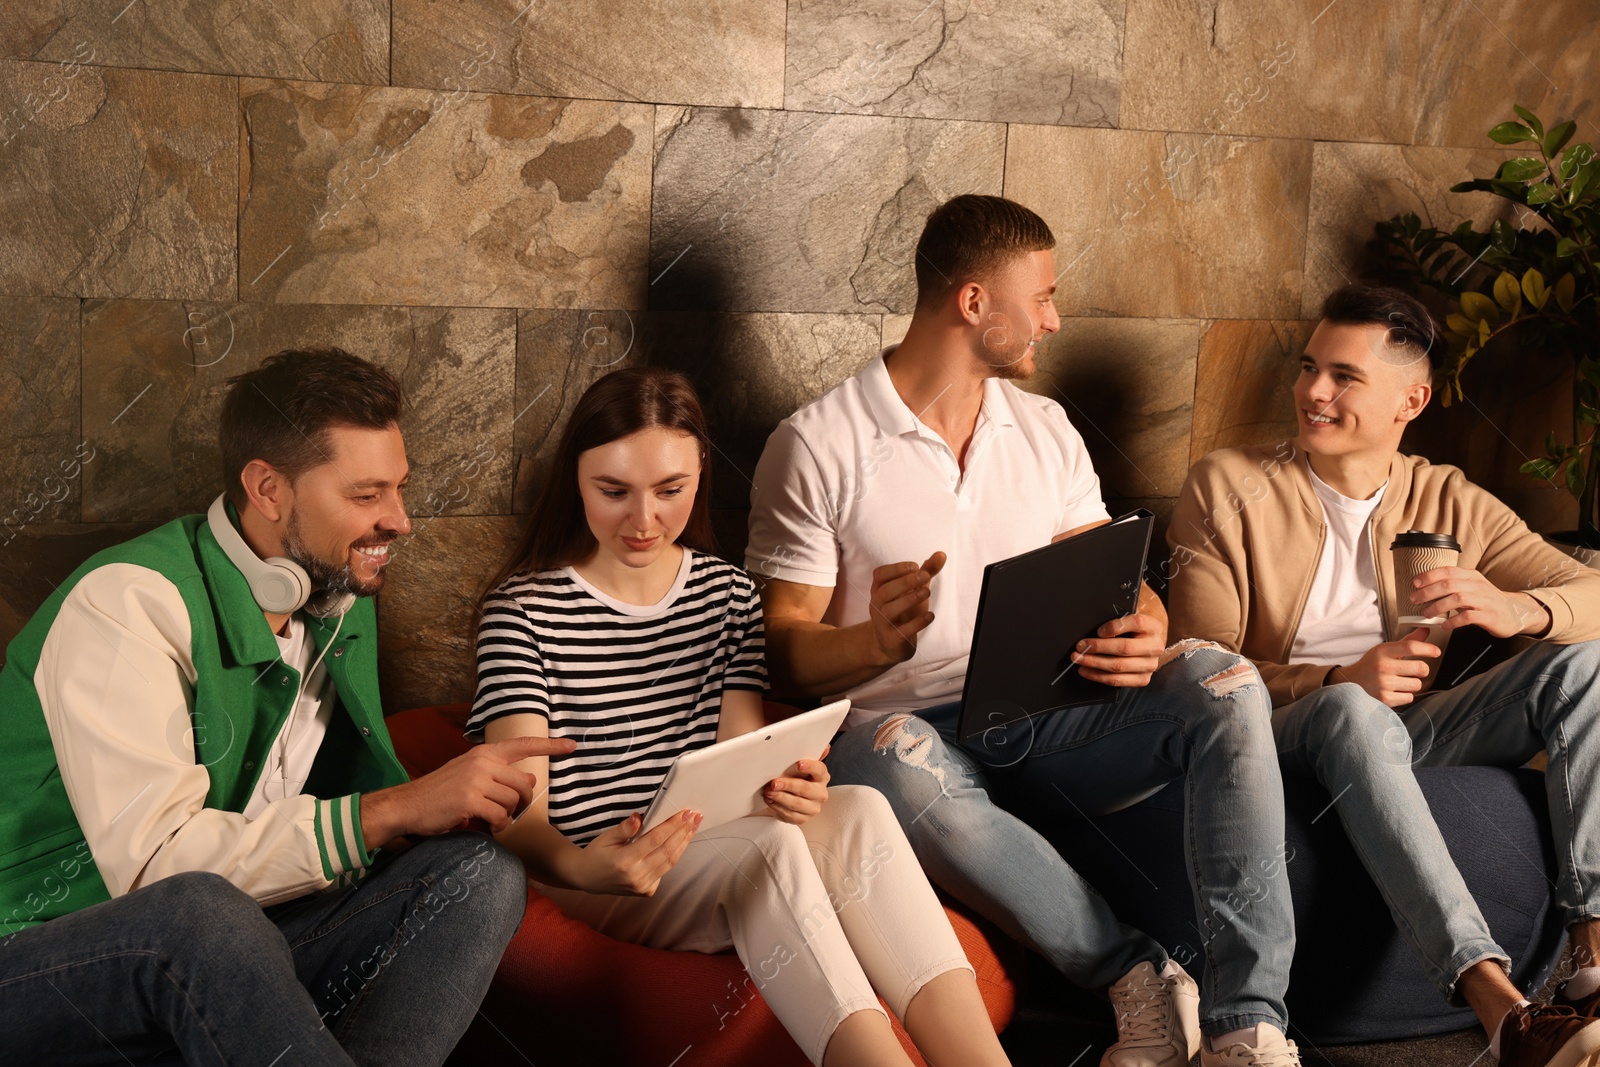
[638,699,851,835]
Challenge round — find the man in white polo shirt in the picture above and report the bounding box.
[748,195,1300,1067]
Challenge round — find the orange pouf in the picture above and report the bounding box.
[385,704,1022,1066]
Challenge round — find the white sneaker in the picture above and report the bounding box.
[1199,1022,1302,1067]
[1101,960,1201,1067]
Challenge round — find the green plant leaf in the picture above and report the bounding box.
[1460,290,1500,323]
[1445,312,1474,336]
[1558,144,1594,182]
[1545,120,1578,158]
[1498,157,1547,182]
[1573,158,1597,202]
[1556,237,1579,258]
[1581,404,1600,426]
[1521,268,1549,308]
[1569,457,1586,497]
[1512,105,1545,139]
[1555,272,1577,312]
[1522,458,1559,481]
[1489,121,1539,145]
[1493,271,1522,312]
[1526,182,1560,205]
[1490,218,1516,252]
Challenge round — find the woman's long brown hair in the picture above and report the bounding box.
[480,367,716,608]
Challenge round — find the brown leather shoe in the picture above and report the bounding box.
[1557,983,1600,1018]
[1498,1002,1600,1067]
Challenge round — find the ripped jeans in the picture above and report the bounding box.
[826,642,1293,1037]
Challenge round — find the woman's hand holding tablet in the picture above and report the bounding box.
[762,746,831,825]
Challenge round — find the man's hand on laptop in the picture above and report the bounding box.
[1069,611,1166,687]
[361,735,577,850]
[869,552,947,665]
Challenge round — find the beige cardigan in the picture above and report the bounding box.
[1166,441,1600,707]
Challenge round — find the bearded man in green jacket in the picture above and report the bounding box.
[0,349,571,1066]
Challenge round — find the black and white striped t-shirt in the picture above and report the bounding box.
[467,548,767,845]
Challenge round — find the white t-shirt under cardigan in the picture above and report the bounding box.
[1288,469,1388,667]
[467,548,767,845]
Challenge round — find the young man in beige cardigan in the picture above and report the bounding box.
[1169,284,1600,1067]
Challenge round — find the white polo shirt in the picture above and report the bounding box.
[747,347,1110,727]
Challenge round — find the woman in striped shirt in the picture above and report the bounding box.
[468,368,1010,1067]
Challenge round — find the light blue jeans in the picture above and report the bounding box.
[0,833,526,1066]
[827,642,1293,1036]
[1275,637,1600,1001]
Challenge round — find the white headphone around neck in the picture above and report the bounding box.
[206,494,354,619]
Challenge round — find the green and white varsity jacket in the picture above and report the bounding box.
[0,512,410,935]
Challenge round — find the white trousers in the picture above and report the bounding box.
[538,785,973,1065]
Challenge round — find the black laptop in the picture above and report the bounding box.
[956,510,1155,742]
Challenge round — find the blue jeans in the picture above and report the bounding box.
[1275,638,1600,1000]
[827,641,1292,1036]
[0,833,525,1066]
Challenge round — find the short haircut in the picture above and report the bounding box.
[1320,285,1443,372]
[220,348,405,505]
[914,195,1056,308]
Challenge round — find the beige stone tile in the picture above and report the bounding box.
[785,0,1122,126]
[0,1,388,82]
[1303,141,1518,318]
[1190,319,1315,465]
[1005,124,1311,320]
[1120,0,1591,148]
[376,514,523,711]
[0,62,235,300]
[0,297,80,531]
[881,314,911,348]
[392,0,786,109]
[80,300,198,523]
[82,300,515,523]
[1416,0,1596,149]
[650,106,1005,314]
[1021,316,1202,500]
[239,82,652,309]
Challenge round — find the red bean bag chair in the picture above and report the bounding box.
[385,704,1022,1067]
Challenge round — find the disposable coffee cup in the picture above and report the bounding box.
[1391,531,1461,689]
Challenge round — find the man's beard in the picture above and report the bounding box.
[974,333,1036,380]
[282,509,388,599]
[973,305,1038,381]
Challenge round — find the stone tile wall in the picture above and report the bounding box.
[1,1,1587,709]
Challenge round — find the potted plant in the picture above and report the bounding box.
[1376,106,1599,562]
